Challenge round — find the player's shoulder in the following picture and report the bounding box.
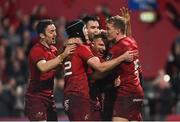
[50,45,57,51]
[29,42,44,55]
[50,45,58,53]
[121,37,137,46]
[77,44,91,51]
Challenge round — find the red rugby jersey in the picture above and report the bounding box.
[26,42,57,98]
[108,37,144,97]
[63,44,94,98]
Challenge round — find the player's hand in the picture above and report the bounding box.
[122,50,138,62]
[120,7,131,23]
[63,44,76,58]
[65,38,81,46]
[99,29,107,34]
[114,75,121,87]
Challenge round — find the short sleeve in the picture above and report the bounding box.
[30,47,46,65]
[78,45,94,61]
[119,38,137,55]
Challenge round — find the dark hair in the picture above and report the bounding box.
[93,33,107,41]
[65,19,86,41]
[82,16,99,24]
[93,34,102,40]
[36,19,54,34]
[106,16,125,34]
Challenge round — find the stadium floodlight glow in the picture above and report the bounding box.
[163,74,170,82]
[139,11,156,23]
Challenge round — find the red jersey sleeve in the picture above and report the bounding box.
[50,45,58,56]
[77,44,94,61]
[120,40,134,53]
[117,37,138,57]
[30,47,46,65]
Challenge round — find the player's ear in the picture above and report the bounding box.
[40,33,45,38]
[117,28,121,34]
[116,30,119,35]
[92,41,95,44]
[91,41,95,46]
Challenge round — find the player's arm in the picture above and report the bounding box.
[88,50,136,80]
[37,45,76,72]
[87,50,135,73]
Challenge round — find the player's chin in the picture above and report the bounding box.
[51,40,56,44]
[107,37,112,41]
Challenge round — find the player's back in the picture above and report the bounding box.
[109,37,144,97]
[63,44,94,98]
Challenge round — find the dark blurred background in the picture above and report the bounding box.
[0,0,180,121]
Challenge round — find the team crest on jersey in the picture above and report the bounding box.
[64,99,70,111]
[105,53,113,61]
[35,111,44,120]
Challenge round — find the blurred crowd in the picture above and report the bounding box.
[0,0,180,120]
[143,35,180,120]
[0,0,43,116]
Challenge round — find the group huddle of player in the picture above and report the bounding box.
[24,7,144,121]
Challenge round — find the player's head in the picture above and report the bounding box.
[92,34,106,53]
[82,16,100,40]
[65,19,87,42]
[36,19,57,45]
[106,16,125,41]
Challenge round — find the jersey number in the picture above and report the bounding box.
[134,59,140,76]
[64,61,72,76]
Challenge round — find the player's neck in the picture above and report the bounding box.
[40,39,50,49]
[115,34,126,43]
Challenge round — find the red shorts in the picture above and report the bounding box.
[63,94,91,121]
[24,95,57,121]
[90,98,102,121]
[113,96,144,121]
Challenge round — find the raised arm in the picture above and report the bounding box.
[120,7,132,37]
